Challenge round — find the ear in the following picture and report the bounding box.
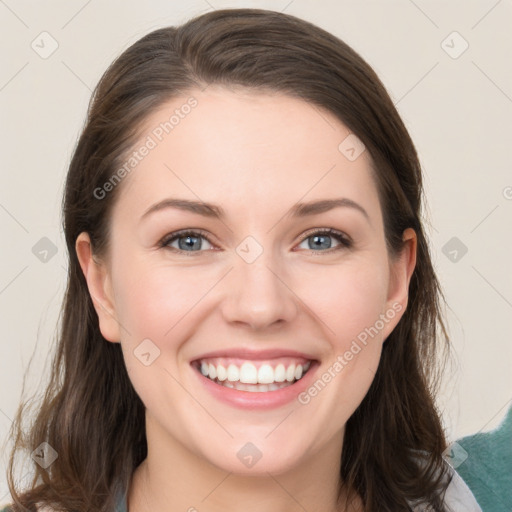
[382,228,417,338]
[75,232,121,343]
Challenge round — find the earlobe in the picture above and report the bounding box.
[75,232,121,343]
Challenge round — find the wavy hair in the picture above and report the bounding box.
[4,8,451,511]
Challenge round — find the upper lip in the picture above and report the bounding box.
[191,348,317,362]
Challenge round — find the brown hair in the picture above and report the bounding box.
[5,8,451,511]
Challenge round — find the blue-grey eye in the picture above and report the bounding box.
[297,230,350,251]
[164,231,214,252]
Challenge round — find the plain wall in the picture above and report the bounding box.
[1,0,511,503]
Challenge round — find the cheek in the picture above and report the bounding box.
[296,258,389,347]
[112,260,217,343]
[113,263,206,398]
[292,259,392,439]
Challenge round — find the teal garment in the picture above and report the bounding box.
[455,404,512,511]
[115,487,127,512]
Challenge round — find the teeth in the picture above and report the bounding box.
[216,364,227,381]
[274,364,286,382]
[240,362,258,384]
[257,364,274,384]
[219,380,293,392]
[227,364,240,382]
[285,364,296,382]
[197,359,312,387]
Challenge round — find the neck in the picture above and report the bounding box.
[126,414,360,512]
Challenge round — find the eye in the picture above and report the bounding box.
[159,229,215,253]
[159,227,352,255]
[296,228,352,253]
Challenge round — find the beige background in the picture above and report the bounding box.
[1,0,511,501]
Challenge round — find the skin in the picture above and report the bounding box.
[76,86,416,512]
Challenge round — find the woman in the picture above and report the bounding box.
[3,8,481,512]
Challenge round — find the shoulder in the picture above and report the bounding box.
[406,450,482,511]
[443,464,482,511]
[454,404,512,510]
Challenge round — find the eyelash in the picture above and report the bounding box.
[158,228,352,255]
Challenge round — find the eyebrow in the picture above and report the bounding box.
[141,197,369,222]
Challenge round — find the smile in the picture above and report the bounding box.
[195,358,312,393]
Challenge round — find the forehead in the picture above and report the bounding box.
[112,86,380,221]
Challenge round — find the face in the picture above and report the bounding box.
[77,86,415,476]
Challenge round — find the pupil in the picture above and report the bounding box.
[179,235,201,251]
[311,235,331,250]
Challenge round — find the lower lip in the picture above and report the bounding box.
[191,362,319,410]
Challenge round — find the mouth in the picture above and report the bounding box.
[192,357,313,393]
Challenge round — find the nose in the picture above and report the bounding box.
[220,248,299,331]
